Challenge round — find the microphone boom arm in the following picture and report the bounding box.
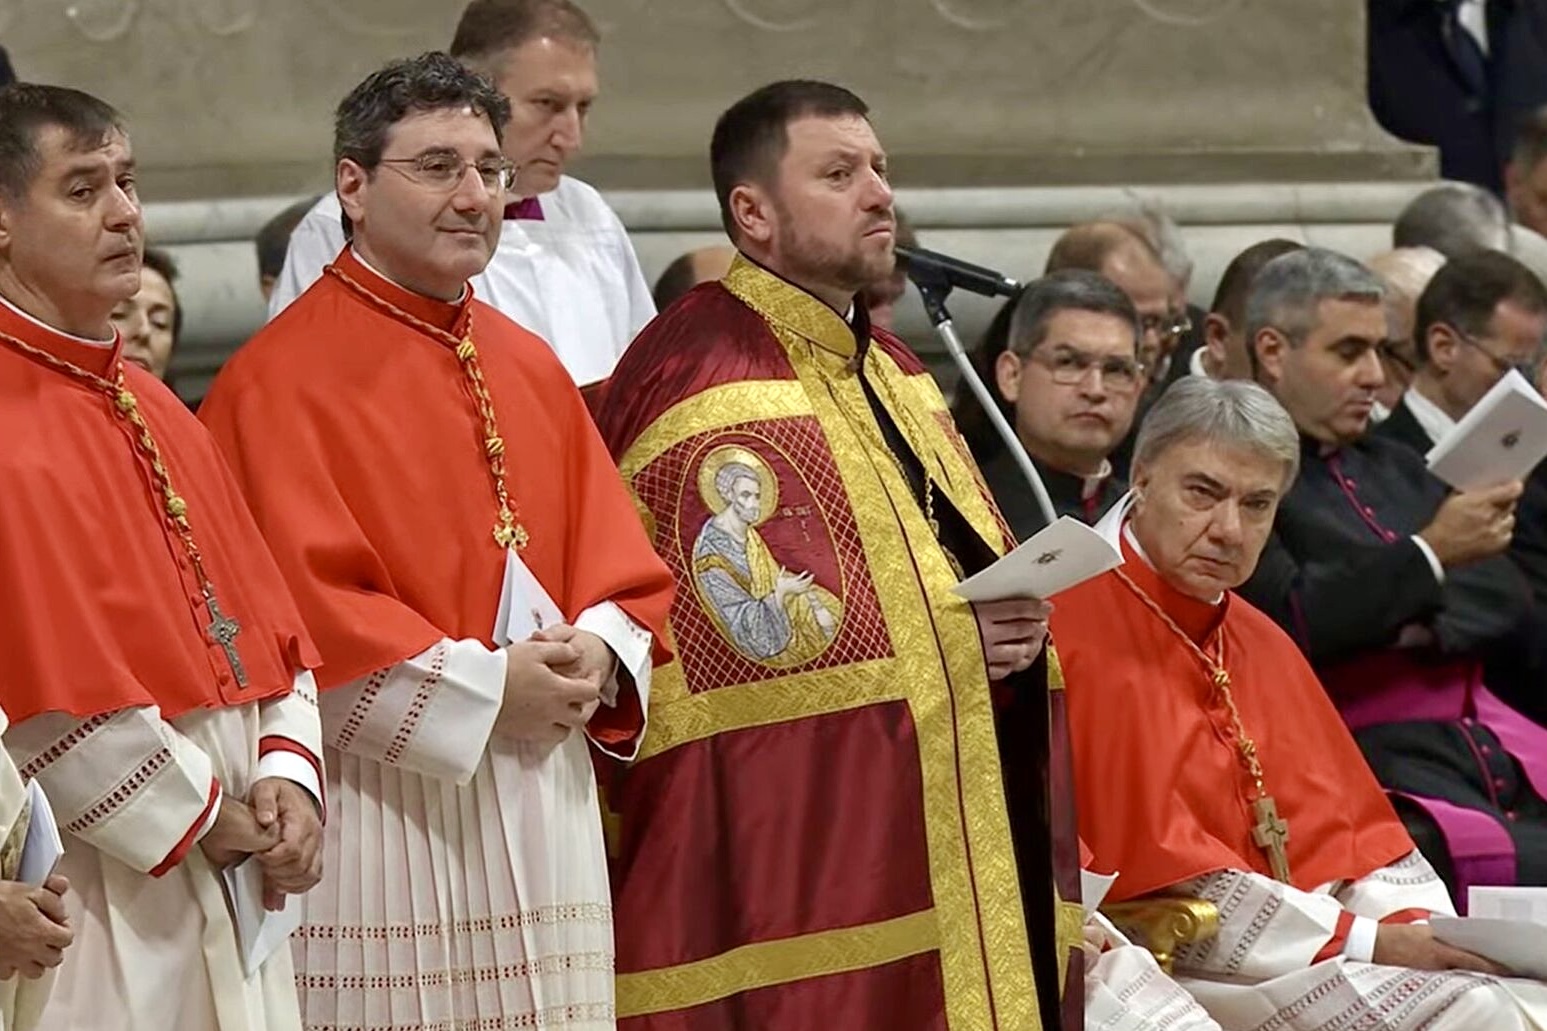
[908,270,1059,530]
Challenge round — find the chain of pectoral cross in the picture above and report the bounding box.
[0,329,249,687]
[1113,567,1292,883]
[324,265,528,551]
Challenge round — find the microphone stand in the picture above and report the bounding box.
[910,268,1058,528]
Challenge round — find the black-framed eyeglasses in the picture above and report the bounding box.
[377,152,517,194]
[1027,346,1146,393]
[1138,310,1193,344]
[1454,327,1547,380]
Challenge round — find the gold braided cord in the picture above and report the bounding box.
[1111,568,1269,798]
[325,265,528,550]
[0,329,223,595]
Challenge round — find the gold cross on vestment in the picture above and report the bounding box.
[1251,795,1291,882]
[204,592,248,688]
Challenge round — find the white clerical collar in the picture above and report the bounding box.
[1187,345,1210,378]
[1097,491,1225,606]
[349,247,470,306]
[1402,385,1455,446]
[0,291,115,347]
[1080,460,1113,501]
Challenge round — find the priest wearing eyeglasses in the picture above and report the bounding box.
[201,53,674,1029]
[975,270,1142,540]
[267,0,654,390]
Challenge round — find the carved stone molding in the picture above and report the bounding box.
[720,0,826,33]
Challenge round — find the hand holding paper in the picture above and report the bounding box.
[953,515,1123,604]
[974,597,1052,679]
[1426,369,1547,491]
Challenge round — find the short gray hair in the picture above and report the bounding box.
[714,461,759,501]
[1006,269,1140,358]
[1244,247,1384,365]
[1133,377,1301,488]
[1393,182,1511,259]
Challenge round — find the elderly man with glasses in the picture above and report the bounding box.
[979,270,1144,539]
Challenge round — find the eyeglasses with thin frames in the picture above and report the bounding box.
[377,152,517,195]
[1026,345,1146,393]
[1454,327,1547,381]
[1138,311,1193,345]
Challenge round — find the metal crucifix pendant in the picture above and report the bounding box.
[204,591,249,688]
[1251,794,1292,883]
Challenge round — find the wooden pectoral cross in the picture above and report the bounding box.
[205,592,249,688]
[1251,794,1292,883]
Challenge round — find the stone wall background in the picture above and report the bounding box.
[3,0,1426,197]
[0,0,1439,398]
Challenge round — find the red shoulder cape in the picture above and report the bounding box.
[200,251,674,727]
[0,303,316,722]
[1052,540,1413,901]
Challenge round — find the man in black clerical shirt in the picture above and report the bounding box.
[1239,246,1547,899]
[966,270,1140,540]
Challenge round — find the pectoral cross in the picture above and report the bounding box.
[1251,794,1291,883]
[205,591,248,688]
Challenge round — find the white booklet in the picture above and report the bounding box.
[1425,369,1547,491]
[493,548,615,707]
[953,514,1123,604]
[1429,886,1547,981]
[221,858,301,979]
[17,779,62,887]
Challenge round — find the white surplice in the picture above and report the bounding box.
[1155,851,1547,1030]
[1085,913,1224,1031]
[0,707,51,1031]
[3,675,323,1031]
[292,550,652,1031]
[267,179,655,387]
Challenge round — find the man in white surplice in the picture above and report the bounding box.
[266,0,654,388]
[0,84,326,1031]
[200,52,676,1030]
[1052,376,1547,1030]
[0,707,72,1031]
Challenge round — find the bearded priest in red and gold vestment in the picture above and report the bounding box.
[595,81,1081,1030]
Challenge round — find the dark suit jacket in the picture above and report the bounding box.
[0,47,13,88]
[1373,397,1434,457]
[980,448,1126,543]
[1368,0,1547,193]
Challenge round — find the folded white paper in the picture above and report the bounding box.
[1469,885,1547,923]
[1432,914,1547,980]
[221,858,301,978]
[494,548,616,707]
[953,515,1123,603]
[1080,868,1118,921]
[1426,370,1547,491]
[17,779,62,887]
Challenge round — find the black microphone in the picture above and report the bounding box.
[896,244,1020,299]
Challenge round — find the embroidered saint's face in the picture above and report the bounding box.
[1130,438,1284,601]
[0,125,142,333]
[337,106,503,301]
